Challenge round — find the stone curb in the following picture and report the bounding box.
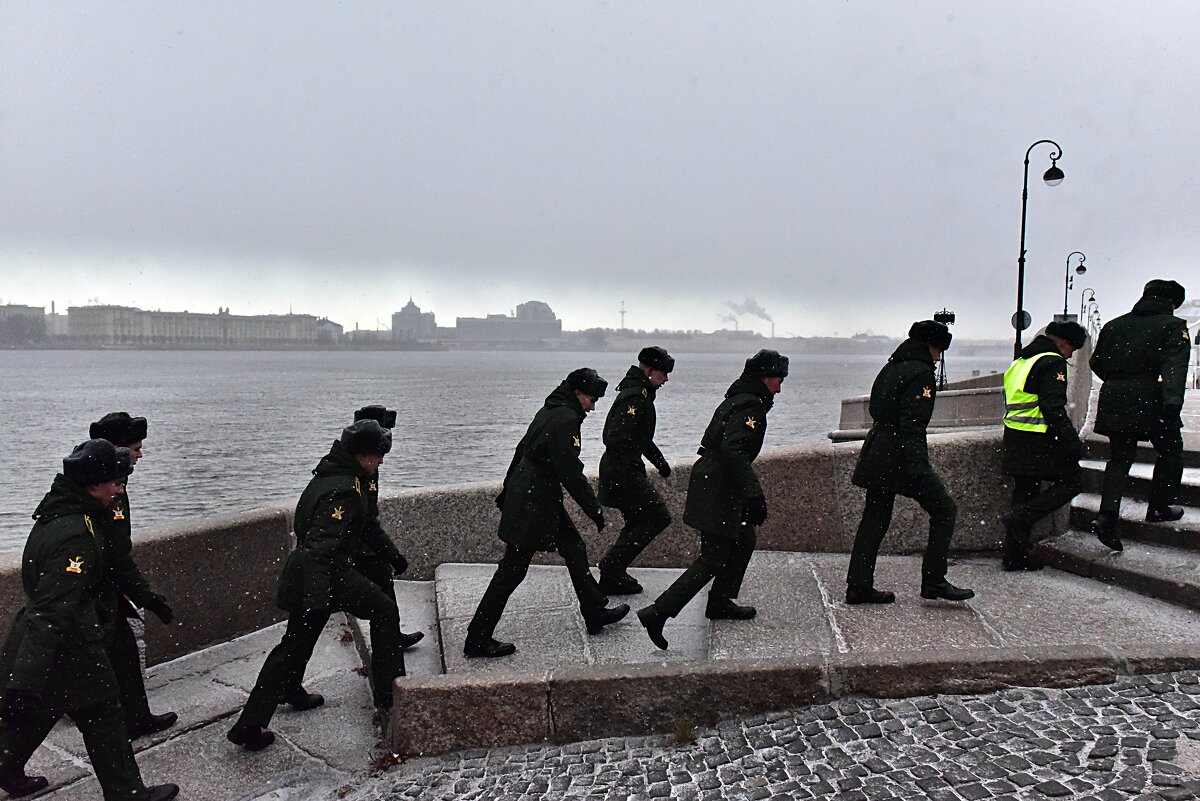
[388,642,1200,756]
[1040,534,1200,611]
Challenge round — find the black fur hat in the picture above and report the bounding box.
[1143,279,1186,310]
[340,419,392,456]
[63,439,133,486]
[353,405,397,429]
[744,349,790,378]
[908,320,953,351]
[637,346,676,374]
[1045,320,1089,348]
[567,368,608,398]
[89,412,148,447]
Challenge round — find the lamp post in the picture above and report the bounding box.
[1063,252,1086,318]
[1079,288,1097,320]
[1013,139,1064,357]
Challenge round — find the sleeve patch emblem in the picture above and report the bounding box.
[921,387,933,399]
[625,405,637,416]
[744,416,757,429]
[331,505,345,521]
[1056,372,1067,382]
[66,556,84,574]
[112,506,126,521]
[572,434,581,449]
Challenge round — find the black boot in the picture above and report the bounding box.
[1091,511,1123,551]
[1146,505,1185,523]
[845,585,895,604]
[920,580,975,601]
[0,771,49,798]
[598,562,643,595]
[584,603,630,635]
[282,686,325,711]
[637,604,669,650]
[148,785,181,801]
[227,723,275,751]
[398,630,425,649]
[705,597,757,620]
[128,710,178,738]
[463,636,516,658]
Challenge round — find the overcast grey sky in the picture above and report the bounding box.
[2,2,1197,338]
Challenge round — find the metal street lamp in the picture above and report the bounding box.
[1013,139,1064,357]
[1079,288,1097,320]
[1063,252,1086,318]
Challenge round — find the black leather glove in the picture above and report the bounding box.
[590,508,606,532]
[145,596,174,625]
[494,489,507,510]
[657,462,672,479]
[391,553,409,577]
[1163,404,1183,428]
[742,495,768,526]
[0,689,43,728]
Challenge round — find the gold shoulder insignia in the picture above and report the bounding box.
[66,556,84,574]
[1055,371,1066,382]
[112,505,126,521]
[625,404,637,416]
[744,416,757,429]
[369,480,377,492]
[572,434,581,449]
[83,515,95,536]
[354,477,362,495]
[921,387,933,399]
[331,505,345,521]
[641,388,648,398]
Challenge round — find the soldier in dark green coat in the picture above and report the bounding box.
[844,321,974,605]
[999,322,1089,570]
[636,350,788,650]
[0,440,178,801]
[87,412,178,739]
[596,347,675,594]
[1090,279,1191,549]
[464,369,630,658]
[228,420,411,751]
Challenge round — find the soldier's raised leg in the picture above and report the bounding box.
[555,518,626,634]
[707,527,757,619]
[1147,427,1185,520]
[638,533,734,649]
[599,500,671,594]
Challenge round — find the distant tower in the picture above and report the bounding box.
[619,300,626,331]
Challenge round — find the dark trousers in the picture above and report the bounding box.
[1101,430,1185,513]
[467,520,607,641]
[653,527,756,618]
[846,472,957,588]
[1009,474,1082,528]
[600,498,671,571]
[0,695,148,801]
[107,618,154,731]
[236,569,406,728]
[351,554,402,701]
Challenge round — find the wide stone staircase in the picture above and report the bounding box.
[1036,439,1200,609]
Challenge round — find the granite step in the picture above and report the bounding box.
[1078,460,1200,506]
[346,579,443,678]
[1037,529,1200,611]
[1083,436,1200,469]
[1067,492,1200,552]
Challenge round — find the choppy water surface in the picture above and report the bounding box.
[0,349,1007,555]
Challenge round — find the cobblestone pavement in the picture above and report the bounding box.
[352,671,1200,801]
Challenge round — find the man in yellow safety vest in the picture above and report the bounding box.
[1000,320,1089,570]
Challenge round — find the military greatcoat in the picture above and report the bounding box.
[598,366,670,509]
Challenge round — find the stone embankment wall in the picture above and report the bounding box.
[0,430,1017,667]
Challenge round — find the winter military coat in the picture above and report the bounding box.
[598,366,670,509]
[497,381,601,552]
[0,475,119,710]
[1090,294,1191,437]
[96,486,164,635]
[276,440,373,613]
[852,338,939,492]
[682,374,773,539]
[355,469,403,566]
[1002,335,1081,477]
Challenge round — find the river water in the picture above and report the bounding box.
[0,349,1007,555]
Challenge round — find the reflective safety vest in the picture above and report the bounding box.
[1003,351,1063,433]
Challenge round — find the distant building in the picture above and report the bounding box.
[67,305,330,346]
[391,298,437,343]
[455,300,562,346]
[0,303,46,344]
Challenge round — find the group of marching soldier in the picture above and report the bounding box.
[0,278,1189,799]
